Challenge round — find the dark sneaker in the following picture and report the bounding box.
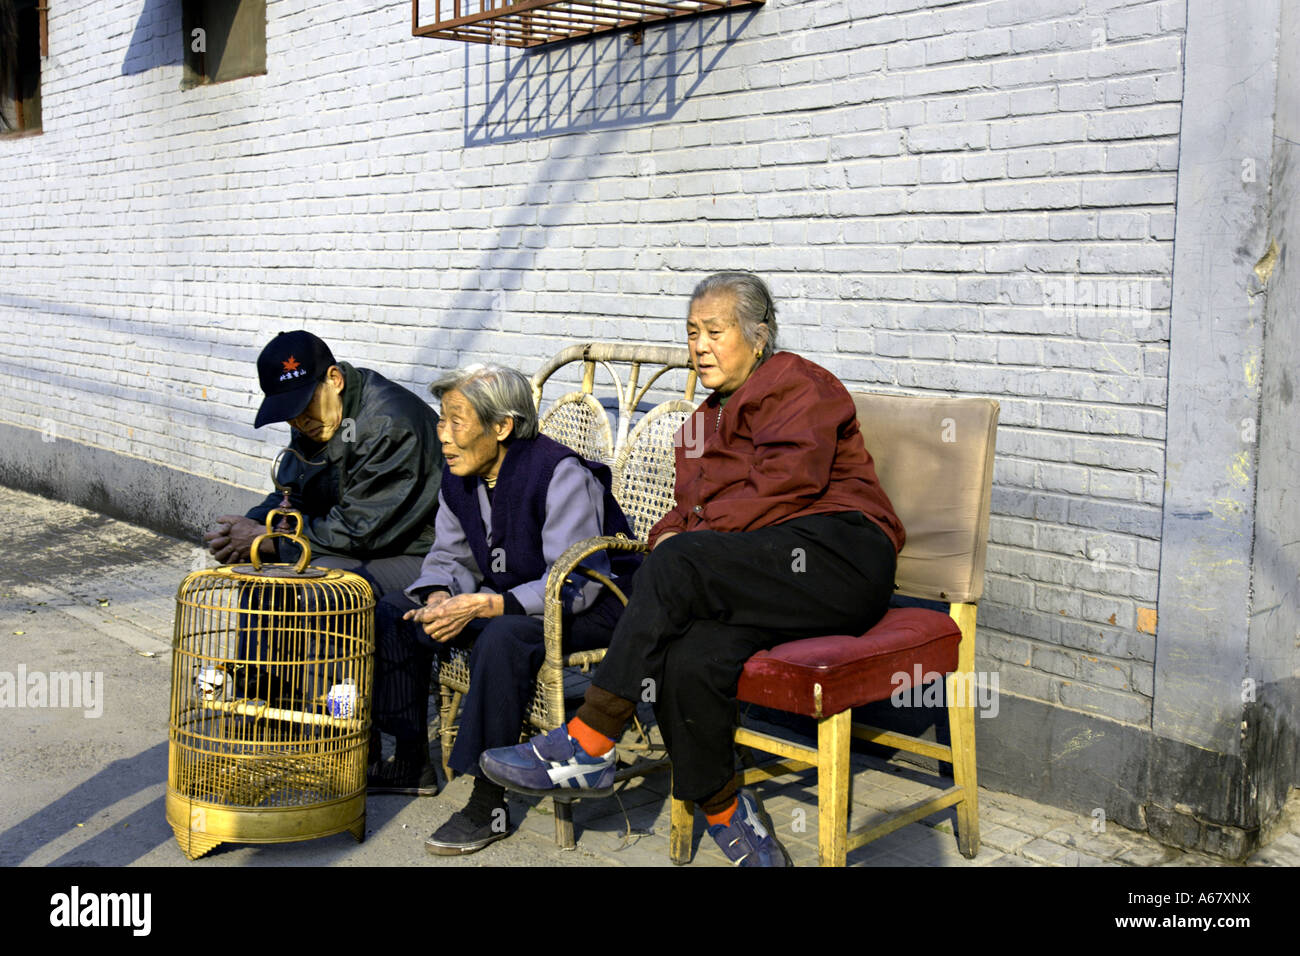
[424,801,512,856]
[707,790,791,867]
[367,757,440,796]
[479,725,616,798]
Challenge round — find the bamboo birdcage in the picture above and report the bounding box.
[166,508,375,860]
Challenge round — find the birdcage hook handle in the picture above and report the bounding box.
[270,446,327,497]
[249,508,313,573]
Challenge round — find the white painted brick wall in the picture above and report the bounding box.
[0,0,1186,727]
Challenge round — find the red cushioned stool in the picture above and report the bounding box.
[669,391,999,866]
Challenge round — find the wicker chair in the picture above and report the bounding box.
[435,343,698,849]
[534,399,698,845]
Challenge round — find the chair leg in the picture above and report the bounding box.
[439,687,462,783]
[553,798,576,850]
[669,797,694,865]
[946,671,980,858]
[817,709,852,867]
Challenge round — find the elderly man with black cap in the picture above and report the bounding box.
[203,331,446,794]
[204,330,444,596]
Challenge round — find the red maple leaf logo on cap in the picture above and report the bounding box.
[282,356,300,373]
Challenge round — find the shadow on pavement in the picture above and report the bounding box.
[0,741,170,867]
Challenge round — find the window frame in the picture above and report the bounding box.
[181,0,267,90]
[1,0,47,136]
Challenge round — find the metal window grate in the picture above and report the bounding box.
[412,0,764,48]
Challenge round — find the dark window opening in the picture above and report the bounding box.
[182,0,265,89]
[1,0,44,134]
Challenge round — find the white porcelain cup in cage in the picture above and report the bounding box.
[326,679,357,718]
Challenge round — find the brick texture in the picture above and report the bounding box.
[0,0,1183,727]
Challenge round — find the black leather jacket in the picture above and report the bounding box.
[246,362,443,560]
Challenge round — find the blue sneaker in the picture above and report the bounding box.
[707,790,791,866]
[479,726,617,798]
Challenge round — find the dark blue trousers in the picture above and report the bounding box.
[373,589,623,775]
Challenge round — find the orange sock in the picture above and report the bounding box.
[705,798,738,828]
[567,716,614,758]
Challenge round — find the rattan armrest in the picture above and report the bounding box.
[534,533,647,728]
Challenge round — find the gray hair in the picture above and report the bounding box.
[429,363,538,441]
[689,272,779,362]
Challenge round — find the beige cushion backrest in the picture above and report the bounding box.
[852,392,1000,605]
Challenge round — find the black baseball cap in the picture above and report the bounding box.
[254,330,337,428]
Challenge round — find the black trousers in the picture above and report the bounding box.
[372,591,435,759]
[373,589,623,774]
[590,512,896,803]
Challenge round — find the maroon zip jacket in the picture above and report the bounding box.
[648,351,905,553]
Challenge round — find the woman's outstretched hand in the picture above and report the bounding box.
[404,591,503,643]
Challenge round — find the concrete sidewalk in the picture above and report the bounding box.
[1,484,1296,868]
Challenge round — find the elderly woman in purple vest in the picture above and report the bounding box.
[368,363,638,857]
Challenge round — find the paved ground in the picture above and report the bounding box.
[2,483,1297,869]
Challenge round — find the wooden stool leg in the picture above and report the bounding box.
[817,709,851,867]
[670,797,694,865]
[947,672,980,858]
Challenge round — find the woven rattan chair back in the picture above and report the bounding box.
[531,343,696,461]
[538,391,615,463]
[612,400,696,542]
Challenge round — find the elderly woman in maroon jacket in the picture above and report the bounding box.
[482,272,905,866]
[368,363,637,857]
